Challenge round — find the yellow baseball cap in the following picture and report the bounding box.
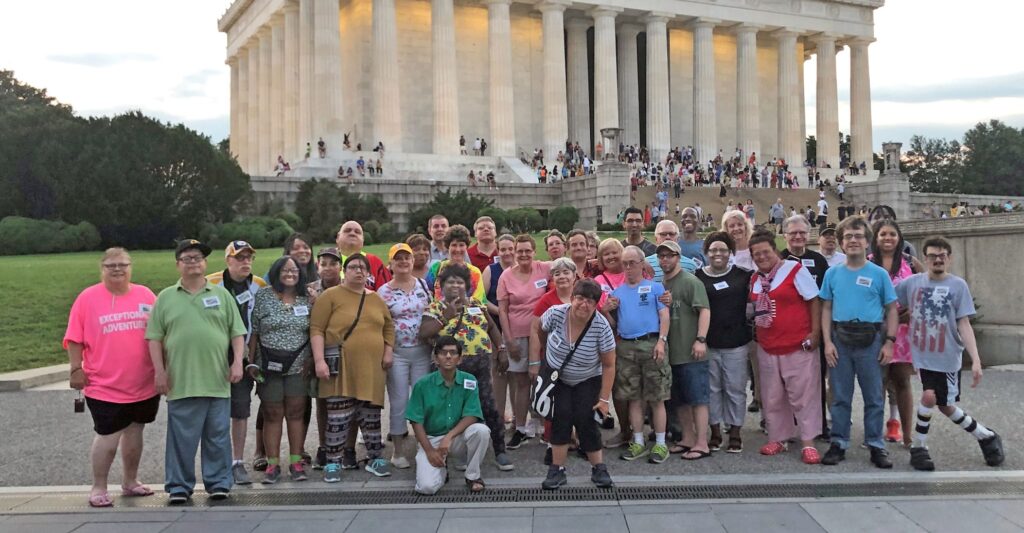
[388,243,414,262]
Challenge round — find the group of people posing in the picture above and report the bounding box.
[65,207,1004,507]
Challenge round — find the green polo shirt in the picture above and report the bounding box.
[145,280,247,401]
[406,370,483,437]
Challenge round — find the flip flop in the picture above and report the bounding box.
[88,491,113,508]
[121,484,154,497]
[669,443,691,454]
[682,450,712,461]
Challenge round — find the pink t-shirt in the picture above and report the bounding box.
[594,270,626,308]
[63,283,158,403]
[497,261,552,338]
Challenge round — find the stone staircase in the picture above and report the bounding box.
[283,151,527,183]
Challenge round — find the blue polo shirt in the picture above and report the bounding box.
[611,279,666,338]
[819,261,896,323]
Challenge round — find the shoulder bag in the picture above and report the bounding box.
[530,311,596,420]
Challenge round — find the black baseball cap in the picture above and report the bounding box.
[820,223,838,235]
[175,239,212,258]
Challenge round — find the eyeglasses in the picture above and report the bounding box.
[656,253,679,260]
[436,349,460,358]
[102,263,131,270]
[177,255,205,264]
[231,255,254,262]
[786,231,808,237]
[621,260,642,267]
[843,233,867,241]
[925,253,949,261]
[346,264,367,272]
[281,268,300,274]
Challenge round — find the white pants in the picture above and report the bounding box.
[415,423,491,495]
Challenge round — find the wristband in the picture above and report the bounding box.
[599,398,610,404]
[245,363,261,372]
[528,361,542,367]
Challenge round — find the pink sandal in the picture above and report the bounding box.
[121,484,154,497]
[88,491,113,508]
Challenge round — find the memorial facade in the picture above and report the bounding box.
[220,0,882,176]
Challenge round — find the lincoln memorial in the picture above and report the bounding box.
[220,0,881,181]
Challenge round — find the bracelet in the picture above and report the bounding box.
[70,367,83,374]
[599,398,610,404]
[527,361,542,366]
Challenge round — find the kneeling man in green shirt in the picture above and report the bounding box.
[406,336,491,494]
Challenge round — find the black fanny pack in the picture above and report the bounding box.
[261,340,309,374]
[833,321,880,348]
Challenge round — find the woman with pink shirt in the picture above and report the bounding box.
[498,234,551,449]
[64,248,158,508]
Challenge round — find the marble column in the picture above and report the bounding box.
[283,3,300,162]
[235,53,249,172]
[592,7,620,155]
[373,0,403,152]
[298,0,314,155]
[798,41,807,163]
[313,0,344,153]
[616,24,641,147]
[775,29,801,166]
[539,0,570,162]
[566,19,591,151]
[259,27,272,174]
[646,13,672,162]
[229,57,240,161]
[849,38,874,169]
[270,18,285,163]
[814,33,840,169]
[432,0,459,155]
[247,43,260,174]
[735,24,761,162]
[691,17,717,164]
[485,0,515,157]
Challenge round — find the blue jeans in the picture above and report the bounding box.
[828,332,885,450]
[165,397,232,496]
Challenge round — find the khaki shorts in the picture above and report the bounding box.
[614,338,671,402]
[258,373,308,402]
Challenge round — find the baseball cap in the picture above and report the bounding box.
[225,240,256,258]
[820,222,838,235]
[175,239,212,258]
[656,241,682,255]
[388,243,414,262]
[317,247,342,261]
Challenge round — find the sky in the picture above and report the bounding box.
[2,0,1022,150]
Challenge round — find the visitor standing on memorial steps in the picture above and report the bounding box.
[895,236,1005,471]
[819,217,899,469]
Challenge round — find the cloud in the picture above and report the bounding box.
[872,113,1024,149]
[46,52,158,67]
[839,71,1024,103]
[172,68,223,98]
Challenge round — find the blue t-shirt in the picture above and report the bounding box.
[819,261,896,323]
[611,280,666,338]
[677,238,707,269]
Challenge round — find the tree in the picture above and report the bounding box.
[408,189,495,233]
[960,120,1024,196]
[904,135,964,193]
[294,178,392,243]
[547,206,579,233]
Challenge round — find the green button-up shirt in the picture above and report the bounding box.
[406,370,483,437]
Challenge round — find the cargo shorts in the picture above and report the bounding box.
[614,337,671,403]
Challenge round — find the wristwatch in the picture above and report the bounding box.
[695,336,707,343]
[659,335,669,343]
[885,335,897,343]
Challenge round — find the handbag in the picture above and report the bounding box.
[324,290,366,377]
[530,312,596,420]
[260,340,309,375]
[833,320,879,348]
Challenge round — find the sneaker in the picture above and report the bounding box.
[648,443,669,464]
[495,452,515,471]
[167,492,189,505]
[366,458,391,477]
[313,447,327,471]
[591,463,613,489]
[620,441,649,461]
[252,456,268,472]
[910,447,935,471]
[341,448,358,470]
[801,447,821,465]
[506,430,531,450]
[885,419,902,443]
[760,441,788,456]
[979,432,1005,467]
[541,466,567,490]
[604,432,630,449]
[821,443,845,465]
[300,451,312,466]
[543,446,553,466]
[262,464,281,484]
[289,463,308,482]
[323,462,342,483]
[869,446,893,469]
[208,488,229,500]
[231,462,252,485]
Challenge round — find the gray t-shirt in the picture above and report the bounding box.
[541,304,616,386]
[895,273,976,372]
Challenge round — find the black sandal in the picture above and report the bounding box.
[726,435,743,454]
[466,478,486,493]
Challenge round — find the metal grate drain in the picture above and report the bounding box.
[8,480,1024,512]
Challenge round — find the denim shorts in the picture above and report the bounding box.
[671,360,710,406]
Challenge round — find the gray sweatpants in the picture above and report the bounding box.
[386,344,432,436]
[708,346,750,428]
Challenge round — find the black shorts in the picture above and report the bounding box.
[86,395,160,436]
[230,373,255,419]
[920,369,961,406]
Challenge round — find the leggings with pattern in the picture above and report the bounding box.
[324,397,383,461]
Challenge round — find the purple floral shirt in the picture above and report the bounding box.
[378,280,432,348]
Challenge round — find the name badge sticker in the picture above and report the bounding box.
[235,291,252,305]
[463,379,477,391]
[933,286,949,297]
[638,285,652,294]
[801,259,816,268]
[601,284,612,293]
[202,296,220,308]
[139,303,153,314]
[534,279,548,289]
[713,281,729,291]
[467,306,483,316]
[293,305,309,316]
[856,276,873,288]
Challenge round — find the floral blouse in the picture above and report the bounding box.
[378,280,432,348]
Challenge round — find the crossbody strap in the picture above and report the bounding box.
[343,290,367,342]
[557,311,596,374]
